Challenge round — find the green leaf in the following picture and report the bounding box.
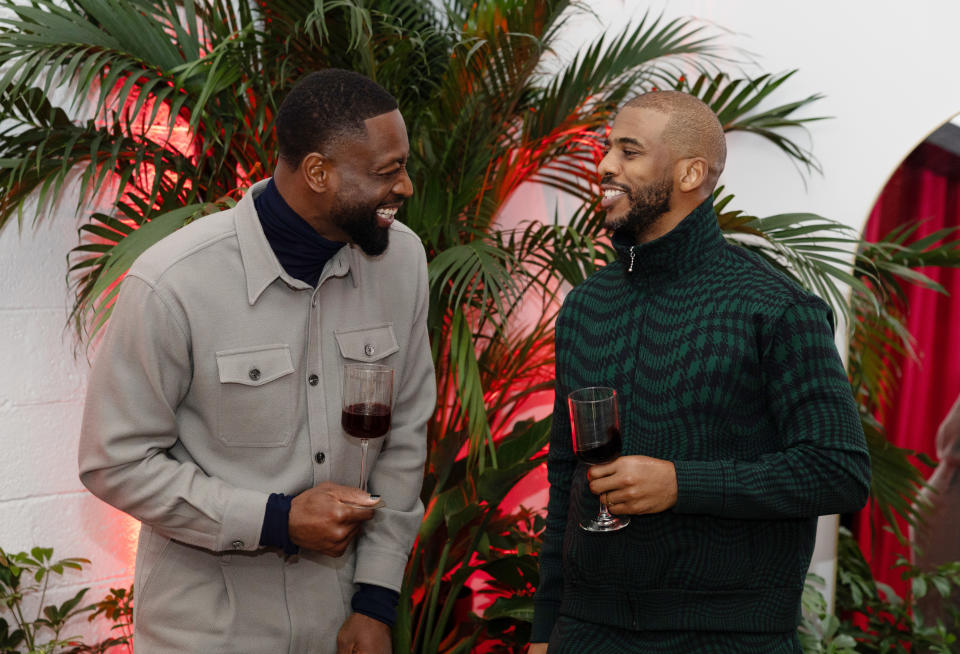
[57,587,90,619]
[493,417,551,469]
[0,615,25,649]
[931,575,952,598]
[479,554,537,589]
[477,456,543,506]
[683,71,826,177]
[481,595,534,622]
[913,575,928,599]
[29,547,52,563]
[832,634,857,648]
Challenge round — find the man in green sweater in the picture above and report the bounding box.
[529,91,871,653]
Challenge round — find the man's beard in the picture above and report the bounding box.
[606,175,673,241]
[331,199,390,256]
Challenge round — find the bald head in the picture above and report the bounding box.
[623,91,726,190]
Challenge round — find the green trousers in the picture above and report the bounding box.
[547,616,802,653]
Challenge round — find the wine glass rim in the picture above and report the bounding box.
[344,363,394,373]
[568,386,617,403]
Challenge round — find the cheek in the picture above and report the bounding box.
[356,178,394,204]
[630,162,672,191]
[621,159,652,183]
[339,184,378,209]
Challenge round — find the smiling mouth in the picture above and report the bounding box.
[375,206,398,227]
[600,187,627,209]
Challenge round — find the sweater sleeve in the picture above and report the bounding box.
[531,318,577,642]
[78,275,269,552]
[673,296,871,519]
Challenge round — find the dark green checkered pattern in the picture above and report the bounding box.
[548,616,802,653]
[532,199,870,650]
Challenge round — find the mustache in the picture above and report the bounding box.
[378,195,406,207]
[600,175,630,192]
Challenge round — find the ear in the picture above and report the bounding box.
[676,157,708,193]
[300,152,333,194]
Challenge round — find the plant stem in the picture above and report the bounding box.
[427,512,493,652]
[12,601,34,650]
[418,540,451,653]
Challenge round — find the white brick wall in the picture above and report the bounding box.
[0,204,137,647]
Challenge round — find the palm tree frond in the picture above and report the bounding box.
[69,201,213,340]
[683,71,826,177]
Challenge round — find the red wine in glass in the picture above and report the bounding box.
[575,426,622,465]
[341,364,394,502]
[568,387,630,532]
[341,402,392,439]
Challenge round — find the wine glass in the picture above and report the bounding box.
[568,386,630,532]
[341,363,393,507]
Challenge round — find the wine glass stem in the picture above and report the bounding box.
[598,502,612,520]
[359,438,369,493]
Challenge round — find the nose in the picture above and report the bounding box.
[598,151,619,180]
[394,169,414,198]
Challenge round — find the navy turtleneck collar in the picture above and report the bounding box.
[255,178,345,287]
[612,197,725,287]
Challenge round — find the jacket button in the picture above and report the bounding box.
[231,540,244,550]
[363,343,375,357]
[308,374,319,386]
[315,451,325,464]
[248,368,261,381]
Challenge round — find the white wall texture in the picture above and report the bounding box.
[0,194,139,643]
[2,0,959,643]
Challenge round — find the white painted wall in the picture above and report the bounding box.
[534,0,960,233]
[2,0,959,644]
[0,195,139,644]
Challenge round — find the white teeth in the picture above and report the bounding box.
[603,189,625,199]
[376,207,398,217]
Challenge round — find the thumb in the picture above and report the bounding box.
[334,485,381,507]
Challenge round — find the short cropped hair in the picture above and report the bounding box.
[624,91,727,189]
[276,69,399,169]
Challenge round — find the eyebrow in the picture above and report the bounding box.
[374,154,408,170]
[600,136,645,149]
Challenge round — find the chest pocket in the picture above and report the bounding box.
[334,324,400,363]
[215,344,295,447]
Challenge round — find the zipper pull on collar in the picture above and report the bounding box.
[627,246,636,273]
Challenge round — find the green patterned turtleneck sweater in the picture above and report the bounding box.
[531,198,871,641]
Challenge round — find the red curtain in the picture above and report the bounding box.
[855,141,960,600]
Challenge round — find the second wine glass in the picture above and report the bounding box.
[568,386,630,532]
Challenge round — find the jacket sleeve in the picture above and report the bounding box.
[531,313,576,642]
[353,241,436,593]
[78,274,269,552]
[673,296,871,519]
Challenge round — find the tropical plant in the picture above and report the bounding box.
[799,527,960,653]
[2,0,959,652]
[0,546,132,654]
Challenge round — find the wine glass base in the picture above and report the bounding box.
[580,514,629,532]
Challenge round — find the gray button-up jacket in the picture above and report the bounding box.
[78,179,436,652]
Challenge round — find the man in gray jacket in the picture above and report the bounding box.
[78,69,435,653]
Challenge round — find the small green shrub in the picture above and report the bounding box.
[0,547,132,654]
[800,528,960,653]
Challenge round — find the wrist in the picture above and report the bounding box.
[259,493,299,555]
[352,583,400,627]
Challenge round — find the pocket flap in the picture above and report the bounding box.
[216,344,295,386]
[335,324,400,362]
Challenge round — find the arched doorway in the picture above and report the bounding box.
[855,115,960,600]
